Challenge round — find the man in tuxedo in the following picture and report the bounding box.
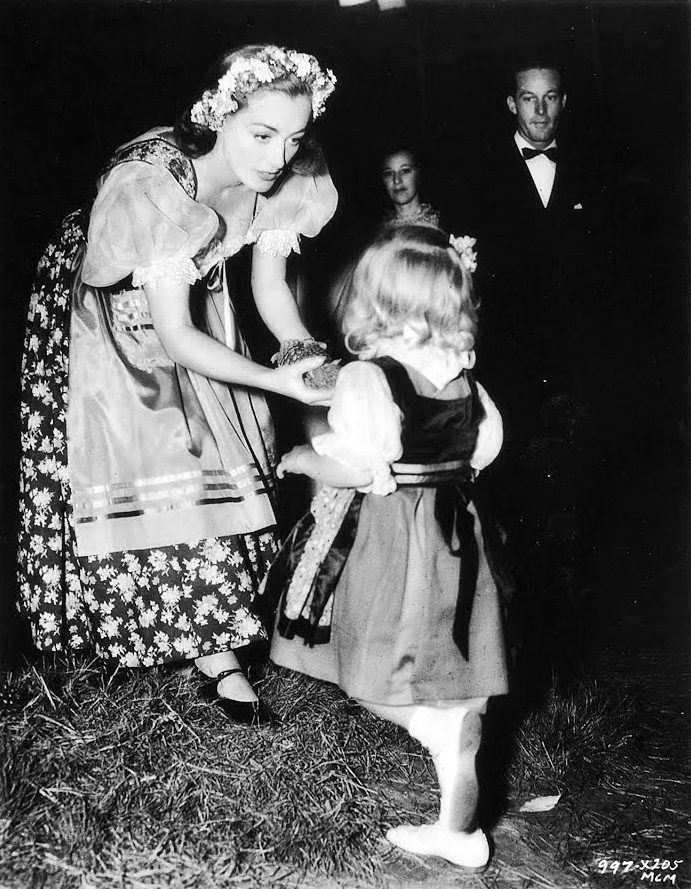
[466,60,607,445]
[458,58,616,673]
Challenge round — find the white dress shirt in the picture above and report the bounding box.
[514,131,557,208]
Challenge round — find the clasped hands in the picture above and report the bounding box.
[270,338,340,407]
[271,355,333,406]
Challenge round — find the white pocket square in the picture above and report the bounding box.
[573,203,583,210]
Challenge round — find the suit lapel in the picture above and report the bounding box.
[547,154,568,211]
[506,138,580,213]
[508,140,547,212]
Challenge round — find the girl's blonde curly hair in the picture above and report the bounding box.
[342,224,478,359]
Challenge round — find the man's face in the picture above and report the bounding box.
[507,67,566,148]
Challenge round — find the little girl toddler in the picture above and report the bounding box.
[261,224,508,870]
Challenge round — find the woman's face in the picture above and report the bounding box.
[217,88,312,192]
[382,151,420,207]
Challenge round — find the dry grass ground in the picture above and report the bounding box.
[0,648,688,889]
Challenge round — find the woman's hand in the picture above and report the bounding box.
[269,356,333,405]
[276,444,315,479]
[145,278,332,403]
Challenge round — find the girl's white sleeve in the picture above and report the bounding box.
[470,382,504,471]
[311,361,403,495]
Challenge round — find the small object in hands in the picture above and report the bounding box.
[304,359,341,389]
[271,338,340,390]
[271,338,328,367]
[197,667,281,728]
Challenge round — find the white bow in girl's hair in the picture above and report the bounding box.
[449,234,478,273]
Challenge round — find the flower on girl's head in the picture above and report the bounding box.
[449,234,478,273]
[190,46,337,131]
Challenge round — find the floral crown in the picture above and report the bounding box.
[449,234,478,273]
[190,46,337,131]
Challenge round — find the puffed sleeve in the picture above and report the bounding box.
[470,382,504,471]
[311,362,403,495]
[81,162,218,289]
[249,141,338,258]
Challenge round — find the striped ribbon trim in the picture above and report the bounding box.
[111,293,154,331]
[73,467,274,524]
[392,458,476,486]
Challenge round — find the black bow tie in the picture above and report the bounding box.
[522,146,558,162]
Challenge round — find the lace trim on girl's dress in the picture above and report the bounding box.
[252,229,301,257]
[132,256,201,289]
[103,137,197,198]
[282,486,356,624]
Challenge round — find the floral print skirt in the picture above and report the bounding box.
[17,210,278,666]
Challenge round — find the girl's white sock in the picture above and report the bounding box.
[386,705,489,869]
[386,823,489,870]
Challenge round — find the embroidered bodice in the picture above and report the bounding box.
[81,127,338,290]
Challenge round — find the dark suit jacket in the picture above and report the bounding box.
[451,135,614,432]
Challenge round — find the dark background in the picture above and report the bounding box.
[1,0,689,663]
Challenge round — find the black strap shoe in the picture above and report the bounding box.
[197,668,281,728]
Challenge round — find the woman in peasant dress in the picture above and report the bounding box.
[17,44,338,721]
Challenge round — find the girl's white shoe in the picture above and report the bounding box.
[386,823,490,870]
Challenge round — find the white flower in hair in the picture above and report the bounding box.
[248,60,274,83]
[190,45,337,131]
[449,234,478,273]
[290,52,314,79]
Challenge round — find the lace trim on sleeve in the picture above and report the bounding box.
[132,256,202,290]
[253,229,301,258]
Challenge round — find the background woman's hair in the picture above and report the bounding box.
[342,224,477,358]
[378,141,425,186]
[175,44,314,159]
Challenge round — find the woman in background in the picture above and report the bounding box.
[381,145,444,230]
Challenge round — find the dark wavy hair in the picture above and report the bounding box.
[175,44,315,159]
[506,53,567,97]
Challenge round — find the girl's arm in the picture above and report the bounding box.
[277,444,373,489]
[144,276,327,404]
[250,249,313,342]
